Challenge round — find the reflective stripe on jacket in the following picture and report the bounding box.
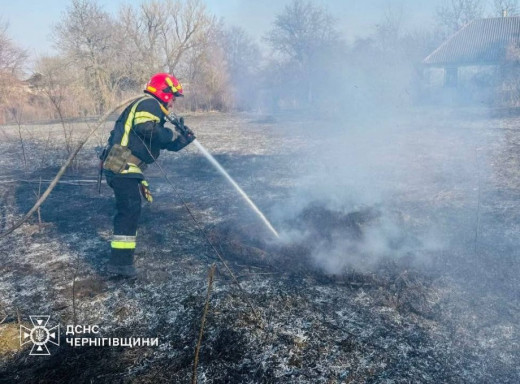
[105,94,175,178]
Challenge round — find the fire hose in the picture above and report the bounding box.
[0,97,265,323]
[0,96,142,239]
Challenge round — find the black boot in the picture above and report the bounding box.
[107,249,137,277]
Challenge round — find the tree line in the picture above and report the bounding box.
[0,0,519,123]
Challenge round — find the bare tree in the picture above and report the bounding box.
[183,21,230,111]
[32,56,82,154]
[54,0,119,114]
[0,21,27,76]
[266,0,338,63]
[0,20,28,165]
[117,1,168,84]
[33,58,68,119]
[375,5,405,51]
[117,0,220,110]
[162,0,215,74]
[118,0,215,80]
[265,0,341,106]
[437,0,483,35]
[493,0,519,16]
[222,26,261,80]
[0,20,27,123]
[220,26,261,110]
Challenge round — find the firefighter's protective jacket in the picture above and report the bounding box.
[105,93,177,179]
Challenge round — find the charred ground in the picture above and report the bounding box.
[0,109,519,383]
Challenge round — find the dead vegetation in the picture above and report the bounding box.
[0,109,518,383]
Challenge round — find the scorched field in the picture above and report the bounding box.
[0,107,518,383]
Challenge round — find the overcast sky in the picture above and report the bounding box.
[2,0,494,65]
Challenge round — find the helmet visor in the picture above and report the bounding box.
[162,87,183,98]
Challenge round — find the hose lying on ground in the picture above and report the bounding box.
[1,95,264,326]
[0,96,141,239]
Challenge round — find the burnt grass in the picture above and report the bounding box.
[0,109,519,383]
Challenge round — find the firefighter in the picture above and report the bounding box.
[101,73,195,277]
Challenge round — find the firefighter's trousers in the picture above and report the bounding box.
[107,177,142,267]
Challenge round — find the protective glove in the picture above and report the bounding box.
[139,180,153,203]
[177,123,195,144]
[166,124,196,152]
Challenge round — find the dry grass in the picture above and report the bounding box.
[0,107,518,382]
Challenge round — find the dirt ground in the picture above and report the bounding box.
[0,107,519,383]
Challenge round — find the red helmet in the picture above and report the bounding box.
[145,73,183,104]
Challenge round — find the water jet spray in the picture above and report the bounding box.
[167,112,280,239]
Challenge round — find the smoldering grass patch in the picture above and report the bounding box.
[0,110,519,382]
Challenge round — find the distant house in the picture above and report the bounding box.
[423,16,520,88]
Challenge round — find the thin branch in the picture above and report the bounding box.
[192,264,216,384]
[0,96,141,239]
[72,252,80,327]
[32,177,43,232]
[11,107,27,171]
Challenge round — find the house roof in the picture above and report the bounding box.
[423,17,520,66]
